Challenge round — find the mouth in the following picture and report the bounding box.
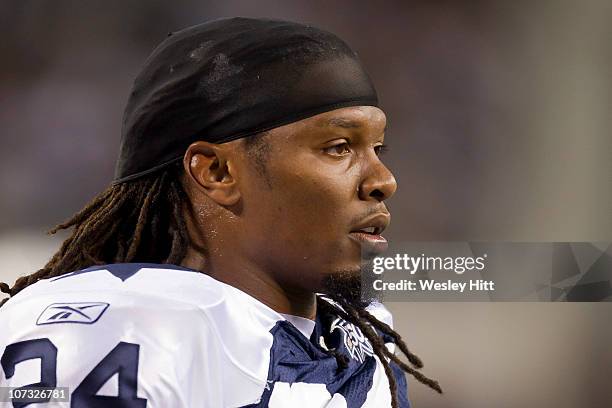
[349,213,390,256]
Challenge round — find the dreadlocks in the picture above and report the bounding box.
[0,162,189,306]
[0,161,441,407]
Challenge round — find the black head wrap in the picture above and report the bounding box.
[114,17,378,183]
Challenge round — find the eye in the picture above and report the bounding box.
[323,142,351,156]
[374,144,389,156]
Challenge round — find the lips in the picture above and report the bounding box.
[349,213,390,256]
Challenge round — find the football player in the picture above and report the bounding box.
[0,17,441,407]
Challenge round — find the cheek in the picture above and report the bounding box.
[242,152,363,263]
[279,174,351,228]
[241,168,364,287]
[265,171,360,264]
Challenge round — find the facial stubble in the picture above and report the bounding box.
[320,263,380,310]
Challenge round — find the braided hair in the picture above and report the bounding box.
[0,163,188,303]
[0,160,441,407]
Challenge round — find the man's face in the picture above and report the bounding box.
[232,106,396,295]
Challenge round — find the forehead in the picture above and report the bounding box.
[312,106,387,132]
[269,106,387,144]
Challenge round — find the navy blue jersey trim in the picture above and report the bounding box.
[50,263,198,282]
[243,320,381,407]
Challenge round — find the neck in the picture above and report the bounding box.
[181,246,317,320]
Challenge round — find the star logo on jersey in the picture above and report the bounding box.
[36,302,110,325]
[329,317,374,363]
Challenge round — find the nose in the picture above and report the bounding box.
[358,157,397,202]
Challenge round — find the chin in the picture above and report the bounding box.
[319,266,375,309]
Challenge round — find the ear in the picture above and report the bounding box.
[183,140,241,206]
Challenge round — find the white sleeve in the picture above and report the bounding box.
[365,301,398,354]
[365,301,394,328]
[0,288,257,408]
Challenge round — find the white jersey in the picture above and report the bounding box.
[0,263,410,407]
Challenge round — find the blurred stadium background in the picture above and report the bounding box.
[1,1,610,407]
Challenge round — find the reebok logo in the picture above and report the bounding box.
[36,302,109,325]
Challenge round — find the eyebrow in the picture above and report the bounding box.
[328,117,363,129]
[327,117,387,132]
